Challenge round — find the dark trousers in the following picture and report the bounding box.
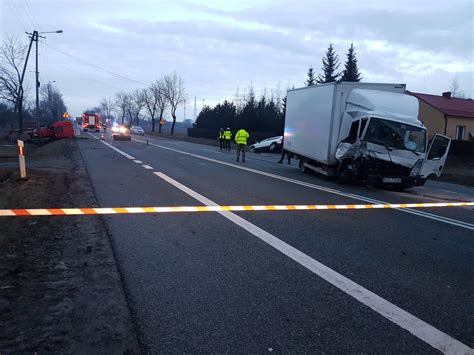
[236,144,246,162]
[278,149,291,164]
[225,139,231,151]
[219,139,225,150]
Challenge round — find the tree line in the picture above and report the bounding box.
[88,72,185,135]
[195,43,362,135]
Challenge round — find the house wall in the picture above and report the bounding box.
[417,100,445,139]
[446,116,474,140]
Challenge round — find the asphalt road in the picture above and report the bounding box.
[78,130,473,353]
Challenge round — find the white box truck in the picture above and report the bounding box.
[284,82,451,188]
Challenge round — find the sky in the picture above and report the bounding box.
[1,0,473,120]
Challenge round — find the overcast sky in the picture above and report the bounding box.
[1,0,473,120]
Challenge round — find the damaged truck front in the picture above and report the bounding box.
[284,82,451,189]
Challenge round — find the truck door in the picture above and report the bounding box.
[420,134,451,178]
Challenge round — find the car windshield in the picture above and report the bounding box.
[364,117,426,153]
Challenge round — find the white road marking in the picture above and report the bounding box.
[142,165,154,170]
[91,131,473,353]
[154,171,472,354]
[133,160,143,164]
[133,137,474,231]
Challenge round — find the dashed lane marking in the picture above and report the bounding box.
[131,137,474,231]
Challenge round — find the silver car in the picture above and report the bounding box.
[249,136,283,153]
[130,126,145,135]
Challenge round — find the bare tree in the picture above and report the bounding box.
[146,79,168,133]
[144,84,159,132]
[163,72,185,135]
[130,89,146,126]
[115,91,130,124]
[450,79,465,99]
[0,37,27,128]
[99,97,114,123]
[40,82,66,123]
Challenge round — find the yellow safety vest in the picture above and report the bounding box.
[235,129,249,144]
[218,131,225,139]
[224,130,232,140]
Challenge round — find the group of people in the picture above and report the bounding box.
[218,127,250,163]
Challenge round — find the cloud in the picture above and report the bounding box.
[1,0,472,117]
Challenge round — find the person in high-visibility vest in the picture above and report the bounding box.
[217,128,225,150]
[224,128,232,151]
[234,128,250,162]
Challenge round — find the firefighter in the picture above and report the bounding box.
[218,128,225,150]
[224,127,232,151]
[235,128,250,162]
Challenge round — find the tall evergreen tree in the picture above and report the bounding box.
[317,43,341,83]
[341,43,362,82]
[305,66,316,86]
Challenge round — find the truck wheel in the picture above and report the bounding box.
[299,158,308,173]
[336,163,351,185]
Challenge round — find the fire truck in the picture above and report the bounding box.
[82,113,101,132]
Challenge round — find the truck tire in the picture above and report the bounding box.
[336,163,352,185]
[299,158,308,173]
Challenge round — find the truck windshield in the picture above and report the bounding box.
[364,117,426,153]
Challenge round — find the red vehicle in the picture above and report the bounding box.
[82,113,101,132]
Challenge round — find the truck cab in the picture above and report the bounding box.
[335,90,450,187]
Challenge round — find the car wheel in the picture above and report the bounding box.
[112,135,117,140]
[269,142,276,151]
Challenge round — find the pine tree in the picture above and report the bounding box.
[305,66,316,86]
[341,43,362,82]
[317,43,341,83]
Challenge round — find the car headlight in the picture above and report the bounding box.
[112,126,118,132]
[120,127,127,133]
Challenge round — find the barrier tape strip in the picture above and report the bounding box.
[0,202,473,217]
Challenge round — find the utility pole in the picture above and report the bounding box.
[193,96,197,121]
[24,29,62,125]
[15,31,36,129]
[35,31,43,120]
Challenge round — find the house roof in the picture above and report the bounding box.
[408,92,474,118]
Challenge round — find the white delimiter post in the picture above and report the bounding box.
[17,140,26,179]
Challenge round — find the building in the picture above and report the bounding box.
[408,91,474,141]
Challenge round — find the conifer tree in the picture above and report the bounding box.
[317,43,341,83]
[341,43,362,82]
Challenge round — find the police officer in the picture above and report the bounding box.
[235,128,250,162]
[224,127,232,151]
[218,128,225,150]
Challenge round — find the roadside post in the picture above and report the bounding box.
[17,139,27,179]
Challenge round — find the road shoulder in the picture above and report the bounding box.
[0,139,140,353]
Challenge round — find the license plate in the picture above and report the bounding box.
[383,177,402,183]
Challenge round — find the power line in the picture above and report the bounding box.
[44,43,148,86]
[21,0,40,29]
[5,0,29,32]
[18,0,39,29]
